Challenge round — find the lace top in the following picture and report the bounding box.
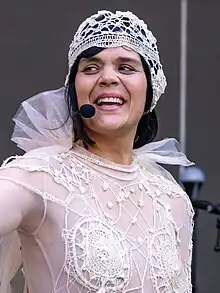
[0,143,194,293]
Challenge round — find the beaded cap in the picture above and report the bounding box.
[65,10,167,110]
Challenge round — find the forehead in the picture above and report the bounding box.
[86,46,141,62]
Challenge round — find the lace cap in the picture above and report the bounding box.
[65,10,167,111]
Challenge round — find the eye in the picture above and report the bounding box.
[83,65,100,74]
[119,65,135,73]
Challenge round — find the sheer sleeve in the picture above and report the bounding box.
[177,196,194,293]
[0,168,27,293]
[168,191,194,293]
[139,159,194,292]
[0,166,45,238]
[0,158,47,293]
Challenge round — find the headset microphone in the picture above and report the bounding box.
[79,104,96,118]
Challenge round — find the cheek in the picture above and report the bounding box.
[129,76,147,108]
[75,75,94,106]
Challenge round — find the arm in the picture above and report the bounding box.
[146,160,194,291]
[0,167,40,293]
[172,193,194,293]
[0,163,47,293]
[179,196,194,293]
[0,167,43,238]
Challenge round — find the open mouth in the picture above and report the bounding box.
[95,97,125,107]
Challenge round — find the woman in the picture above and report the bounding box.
[0,10,194,293]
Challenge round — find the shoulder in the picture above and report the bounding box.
[0,147,76,204]
[0,146,65,200]
[1,145,70,172]
[141,160,194,219]
[0,161,46,233]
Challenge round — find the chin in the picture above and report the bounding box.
[86,121,123,135]
[99,124,124,132]
[99,115,128,126]
[86,115,137,135]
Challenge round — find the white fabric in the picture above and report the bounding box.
[0,147,194,293]
[11,88,193,167]
[0,232,21,293]
[11,87,73,152]
[0,88,194,293]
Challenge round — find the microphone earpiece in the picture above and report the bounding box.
[79,104,96,119]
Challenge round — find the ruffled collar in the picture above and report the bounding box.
[11,87,193,168]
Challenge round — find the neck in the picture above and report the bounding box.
[85,132,136,165]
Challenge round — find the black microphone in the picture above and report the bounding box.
[79,104,96,118]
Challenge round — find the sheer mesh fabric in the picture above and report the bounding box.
[0,144,194,293]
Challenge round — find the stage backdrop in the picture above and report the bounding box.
[0,1,219,292]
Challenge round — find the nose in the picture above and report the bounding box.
[98,67,119,87]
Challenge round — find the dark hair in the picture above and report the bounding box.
[65,47,158,149]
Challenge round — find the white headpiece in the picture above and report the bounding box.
[65,10,167,111]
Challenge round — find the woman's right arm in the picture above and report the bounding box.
[0,165,47,293]
[0,167,41,238]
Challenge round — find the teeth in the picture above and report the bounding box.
[96,97,123,105]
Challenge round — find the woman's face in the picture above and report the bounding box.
[75,46,147,138]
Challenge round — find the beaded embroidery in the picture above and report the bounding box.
[1,149,194,293]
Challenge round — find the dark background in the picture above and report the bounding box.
[0,1,219,292]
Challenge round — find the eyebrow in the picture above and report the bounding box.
[117,56,142,65]
[79,56,142,66]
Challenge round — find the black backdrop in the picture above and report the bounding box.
[0,1,219,292]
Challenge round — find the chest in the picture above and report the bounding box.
[43,165,185,293]
[23,148,190,293]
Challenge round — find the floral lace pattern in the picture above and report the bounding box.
[62,217,132,292]
[1,147,193,293]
